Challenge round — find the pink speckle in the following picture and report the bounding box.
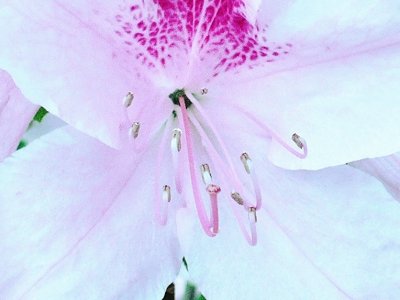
[112,0,293,75]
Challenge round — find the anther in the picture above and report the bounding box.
[292,133,304,149]
[248,207,257,223]
[231,192,244,205]
[162,185,171,202]
[201,88,208,95]
[123,92,134,107]
[240,152,252,174]
[129,122,140,139]
[200,164,212,185]
[171,129,182,152]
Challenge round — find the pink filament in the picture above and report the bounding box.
[189,110,256,209]
[189,110,258,245]
[229,201,258,246]
[171,136,183,193]
[186,94,244,190]
[249,166,262,210]
[178,96,215,237]
[154,120,172,226]
[225,101,308,159]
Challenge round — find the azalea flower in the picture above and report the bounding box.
[0,0,400,299]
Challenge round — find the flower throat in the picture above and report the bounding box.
[169,89,192,108]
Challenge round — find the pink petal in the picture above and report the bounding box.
[351,152,400,201]
[0,126,181,299]
[0,69,38,161]
[179,162,400,299]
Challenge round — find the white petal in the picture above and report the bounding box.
[179,163,400,299]
[351,152,400,201]
[213,39,400,169]
[0,126,181,299]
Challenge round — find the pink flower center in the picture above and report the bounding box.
[116,1,307,245]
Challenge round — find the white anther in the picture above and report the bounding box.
[163,185,171,202]
[240,152,252,174]
[200,164,212,185]
[171,129,182,152]
[292,133,304,149]
[129,122,140,139]
[123,92,134,107]
[201,88,208,95]
[248,207,257,223]
[231,191,244,205]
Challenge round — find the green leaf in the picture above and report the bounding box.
[17,140,27,150]
[182,257,189,271]
[33,107,48,122]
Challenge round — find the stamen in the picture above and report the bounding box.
[154,119,172,226]
[129,122,140,139]
[163,185,171,202]
[229,201,258,246]
[240,152,262,210]
[178,95,215,237]
[171,128,182,152]
[123,92,134,107]
[207,184,221,234]
[292,133,304,149]
[200,164,212,185]
[231,191,244,205]
[240,152,252,174]
[248,207,257,223]
[225,102,308,159]
[201,88,208,95]
[171,128,183,193]
[248,207,258,245]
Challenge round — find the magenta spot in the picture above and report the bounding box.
[113,1,293,75]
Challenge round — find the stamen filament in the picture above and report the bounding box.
[178,96,215,237]
[240,153,262,210]
[189,114,255,209]
[154,119,172,226]
[171,128,183,193]
[226,102,308,159]
[229,200,258,246]
[189,112,258,245]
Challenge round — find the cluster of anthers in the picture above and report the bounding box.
[122,88,307,246]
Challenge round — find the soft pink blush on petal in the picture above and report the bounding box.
[0,2,137,148]
[351,152,400,201]
[0,0,268,148]
[0,126,181,299]
[211,0,400,169]
[0,69,38,161]
[213,41,400,169]
[179,163,400,299]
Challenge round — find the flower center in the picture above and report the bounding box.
[122,86,308,246]
[168,89,192,108]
